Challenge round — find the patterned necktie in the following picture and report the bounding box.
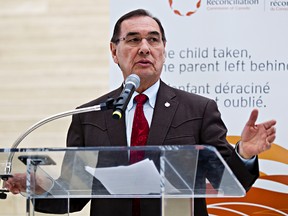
[130,94,149,216]
[130,94,149,164]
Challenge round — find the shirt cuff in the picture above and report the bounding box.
[235,141,257,168]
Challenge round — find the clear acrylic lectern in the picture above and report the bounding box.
[0,145,246,216]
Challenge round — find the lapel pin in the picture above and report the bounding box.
[165,102,170,107]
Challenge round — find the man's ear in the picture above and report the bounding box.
[110,42,118,64]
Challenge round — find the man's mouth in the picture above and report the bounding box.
[136,59,152,66]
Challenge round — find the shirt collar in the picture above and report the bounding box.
[127,80,160,111]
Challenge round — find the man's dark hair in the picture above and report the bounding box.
[110,9,167,44]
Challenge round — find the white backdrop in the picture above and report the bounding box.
[110,1,288,214]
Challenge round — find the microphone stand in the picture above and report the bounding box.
[0,98,115,199]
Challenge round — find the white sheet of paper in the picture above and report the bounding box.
[85,159,161,195]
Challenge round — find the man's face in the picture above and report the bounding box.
[110,16,166,91]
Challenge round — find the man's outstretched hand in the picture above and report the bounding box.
[239,109,277,159]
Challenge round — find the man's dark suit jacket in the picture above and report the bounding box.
[35,80,259,216]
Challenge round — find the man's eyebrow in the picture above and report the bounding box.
[148,31,161,36]
[125,31,161,37]
[125,32,140,37]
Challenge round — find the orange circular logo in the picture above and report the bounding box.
[168,0,202,16]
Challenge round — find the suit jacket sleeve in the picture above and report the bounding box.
[199,99,259,191]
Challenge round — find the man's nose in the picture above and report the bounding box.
[138,39,150,55]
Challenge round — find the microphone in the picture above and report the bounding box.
[112,74,140,119]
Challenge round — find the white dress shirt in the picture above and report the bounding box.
[125,80,160,146]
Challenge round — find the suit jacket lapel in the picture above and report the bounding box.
[105,87,128,147]
[147,81,178,146]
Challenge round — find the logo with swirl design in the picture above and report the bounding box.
[207,136,288,215]
[168,0,202,16]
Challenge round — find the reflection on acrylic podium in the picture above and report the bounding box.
[0,145,246,216]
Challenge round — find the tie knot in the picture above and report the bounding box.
[134,94,148,105]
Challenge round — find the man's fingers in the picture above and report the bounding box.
[263,119,277,130]
[267,134,276,144]
[10,188,21,194]
[266,126,276,136]
[246,109,259,127]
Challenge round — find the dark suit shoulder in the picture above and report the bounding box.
[160,81,215,109]
[173,85,211,101]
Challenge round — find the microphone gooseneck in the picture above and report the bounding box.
[0,98,117,185]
